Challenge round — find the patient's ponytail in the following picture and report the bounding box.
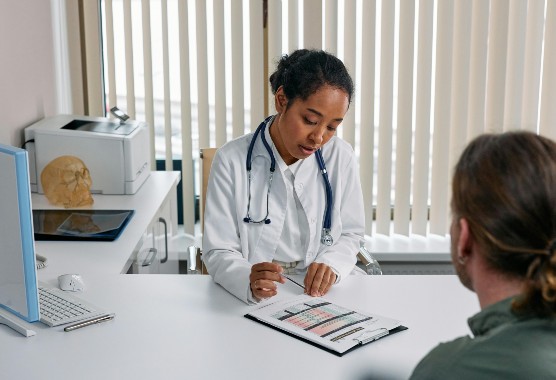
[452,131,556,317]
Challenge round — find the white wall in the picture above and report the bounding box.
[0,0,57,148]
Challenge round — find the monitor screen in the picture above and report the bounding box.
[0,144,39,323]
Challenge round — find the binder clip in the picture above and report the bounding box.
[353,328,389,344]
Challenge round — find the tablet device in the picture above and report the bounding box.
[32,209,134,241]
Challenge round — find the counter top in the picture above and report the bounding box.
[0,274,479,380]
[32,171,180,282]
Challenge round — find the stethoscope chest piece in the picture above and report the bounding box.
[321,228,333,246]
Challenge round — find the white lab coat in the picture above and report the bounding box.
[202,120,365,303]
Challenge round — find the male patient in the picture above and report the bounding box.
[410,131,556,379]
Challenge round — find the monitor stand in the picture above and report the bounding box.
[0,307,36,337]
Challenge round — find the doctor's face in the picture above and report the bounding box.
[270,85,349,165]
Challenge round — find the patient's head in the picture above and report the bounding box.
[41,155,94,208]
[451,131,556,316]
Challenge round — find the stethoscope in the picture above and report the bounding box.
[243,115,334,246]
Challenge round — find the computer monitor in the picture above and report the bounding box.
[0,144,40,337]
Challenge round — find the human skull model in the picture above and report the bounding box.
[41,155,94,208]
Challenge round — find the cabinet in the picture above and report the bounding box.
[129,175,178,274]
[130,216,166,274]
[126,173,199,275]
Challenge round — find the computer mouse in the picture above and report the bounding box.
[58,274,85,292]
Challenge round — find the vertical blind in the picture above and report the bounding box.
[98,0,556,238]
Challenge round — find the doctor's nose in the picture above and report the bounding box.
[309,126,326,145]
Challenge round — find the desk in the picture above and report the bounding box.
[0,275,479,379]
[31,171,181,282]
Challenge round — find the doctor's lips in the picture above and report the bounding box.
[299,145,318,155]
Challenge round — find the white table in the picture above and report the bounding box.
[0,274,479,380]
[31,171,181,282]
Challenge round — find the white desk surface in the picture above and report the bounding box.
[0,274,479,380]
[31,171,180,282]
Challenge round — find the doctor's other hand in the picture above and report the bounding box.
[304,262,337,297]
[250,262,286,301]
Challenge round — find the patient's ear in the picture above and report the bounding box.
[457,218,473,259]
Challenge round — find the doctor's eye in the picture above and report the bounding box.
[326,123,340,133]
[303,116,318,126]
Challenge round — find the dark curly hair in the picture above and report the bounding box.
[269,49,354,109]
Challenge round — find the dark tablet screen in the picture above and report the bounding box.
[32,209,134,241]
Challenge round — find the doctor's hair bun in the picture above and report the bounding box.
[269,49,354,107]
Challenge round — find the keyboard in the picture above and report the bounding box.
[38,286,105,327]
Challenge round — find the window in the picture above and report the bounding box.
[92,0,556,242]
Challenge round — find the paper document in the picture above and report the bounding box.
[245,294,405,356]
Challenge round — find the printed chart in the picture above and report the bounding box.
[271,299,372,339]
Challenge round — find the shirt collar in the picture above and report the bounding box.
[467,297,520,336]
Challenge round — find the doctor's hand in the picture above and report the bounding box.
[250,262,286,301]
[304,262,337,297]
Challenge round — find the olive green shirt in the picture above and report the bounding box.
[410,297,556,380]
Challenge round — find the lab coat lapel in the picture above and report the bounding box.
[294,155,322,257]
[247,122,287,263]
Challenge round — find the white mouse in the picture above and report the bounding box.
[58,274,85,292]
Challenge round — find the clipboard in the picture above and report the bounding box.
[245,313,407,357]
[244,294,408,356]
[32,209,134,241]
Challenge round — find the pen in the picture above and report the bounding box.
[64,313,115,332]
[282,274,305,290]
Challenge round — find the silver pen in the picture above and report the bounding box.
[64,313,115,332]
[282,274,305,290]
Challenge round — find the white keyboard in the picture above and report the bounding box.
[38,287,105,327]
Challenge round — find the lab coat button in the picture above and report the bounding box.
[295,183,304,192]
[310,217,316,224]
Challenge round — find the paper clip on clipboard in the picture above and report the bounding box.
[353,328,390,345]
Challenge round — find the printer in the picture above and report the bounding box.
[24,114,151,195]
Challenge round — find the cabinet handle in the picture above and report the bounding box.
[158,217,168,264]
[142,248,158,267]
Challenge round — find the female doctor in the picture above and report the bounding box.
[202,49,365,304]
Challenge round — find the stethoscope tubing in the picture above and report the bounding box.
[244,116,334,245]
[246,115,275,172]
[315,149,333,232]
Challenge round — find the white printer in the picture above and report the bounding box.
[24,114,151,195]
